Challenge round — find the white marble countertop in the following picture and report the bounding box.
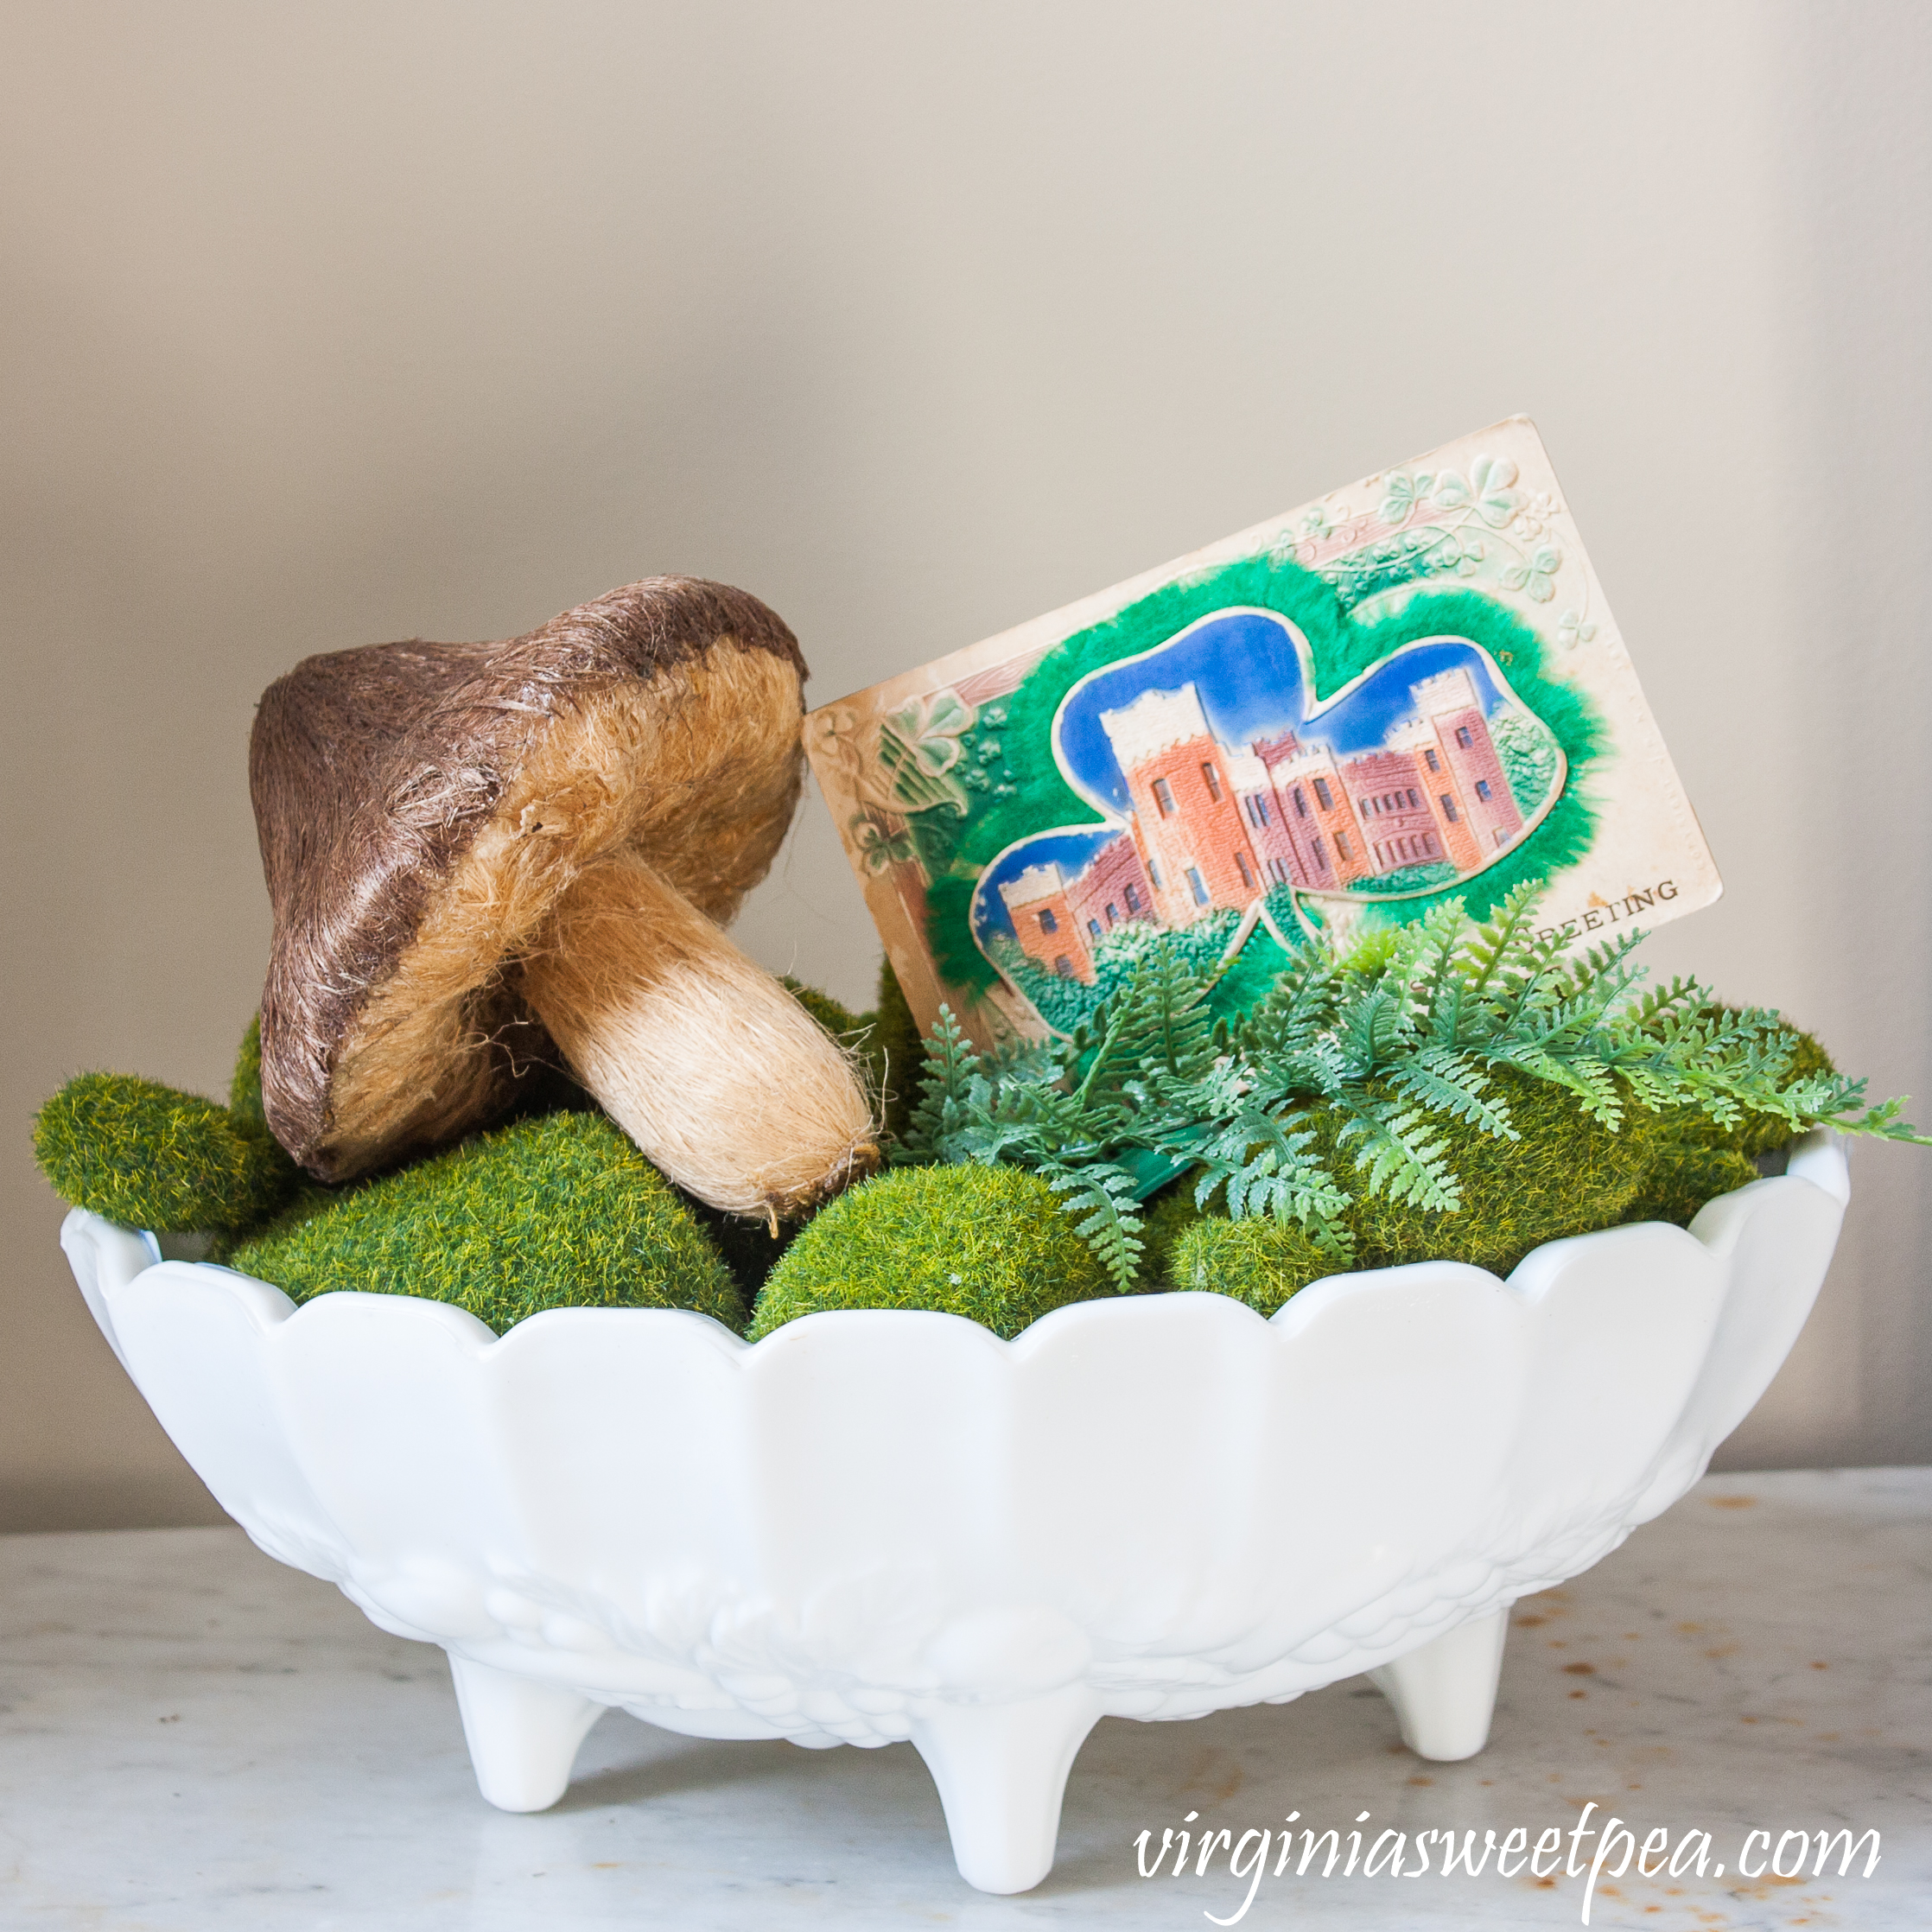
[2,1469,1927,1930]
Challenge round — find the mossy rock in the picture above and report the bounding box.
[1553,1013,1828,1228]
[228,1014,272,1131]
[1168,1214,1335,1316]
[1322,1069,1660,1278]
[870,957,926,1143]
[34,1070,299,1236]
[1617,1137,1763,1230]
[748,1163,1115,1340]
[1157,1056,1796,1299]
[1139,1181,1206,1288]
[231,1109,745,1336]
[781,976,867,1041]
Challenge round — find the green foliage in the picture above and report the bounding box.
[1719,1020,1837,1157]
[40,933,1888,1349]
[1346,861,1459,895]
[232,1109,745,1336]
[748,1163,1114,1340]
[1492,710,1563,818]
[1045,1164,1145,1295]
[899,882,1927,1292]
[34,1068,299,1236]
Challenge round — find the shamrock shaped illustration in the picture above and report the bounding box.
[877,690,979,815]
[1378,472,1435,525]
[849,812,918,872]
[1503,543,1561,602]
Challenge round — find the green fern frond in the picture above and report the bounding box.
[1454,879,1548,1014]
[1410,899,1471,1024]
[1549,928,1648,1006]
[900,1006,983,1159]
[1043,1164,1146,1293]
[1238,948,1336,1060]
[1338,925,1405,978]
[1388,1046,1518,1140]
[1820,1092,1932,1144]
[1624,976,1712,1033]
[1071,946,1217,1108]
[1335,1096,1460,1211]
[1335,983,1411,1077]
[1487,1039,1625,1129]
[1184,1101,1353,1255]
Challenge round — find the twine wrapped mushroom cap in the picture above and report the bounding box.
[250,576,878,1218]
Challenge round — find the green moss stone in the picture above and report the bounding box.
[1138,1182,1205,1288]
[1618,1138,1763,1230]
[870,958,926,1143]
[1330,1070,1657,1278]
[229,1014,270,1129]
[33,1071,299,1236]
[1168,1214,1334,1315]
[781,976,865,1040]
[1579,1015,1829,1219]
[230,1109,745,1336]
[748,1163,1115,1340]
[1160,1054,1799,1300]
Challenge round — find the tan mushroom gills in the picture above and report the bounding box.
[518,853,879,1223]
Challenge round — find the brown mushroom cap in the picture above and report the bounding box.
[251,577,838,1187]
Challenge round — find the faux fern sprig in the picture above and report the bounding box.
[1040,1162,1146,1292]
[896,880,1929,1287]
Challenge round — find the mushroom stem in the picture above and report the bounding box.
[518,855,879,1221]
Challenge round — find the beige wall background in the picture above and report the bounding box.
[3,2,1928,1530]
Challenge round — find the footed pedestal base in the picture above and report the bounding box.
[442,1619,1509,1891]
[448,1656,603,1813]
[912,1685,1103,1894]
[1369,1608,1509,1761]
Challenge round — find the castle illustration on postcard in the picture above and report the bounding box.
[808,416,1721,1044]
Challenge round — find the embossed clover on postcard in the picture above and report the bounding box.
[807,416,1719,1044]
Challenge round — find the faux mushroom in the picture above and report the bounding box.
[249,577,877,1222]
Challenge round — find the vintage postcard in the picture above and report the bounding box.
[806,416,1719,1045]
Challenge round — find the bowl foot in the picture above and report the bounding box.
[448,1654,604,1811]
[912,1684,1102,1894]
[1367,1606,1508,1760]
